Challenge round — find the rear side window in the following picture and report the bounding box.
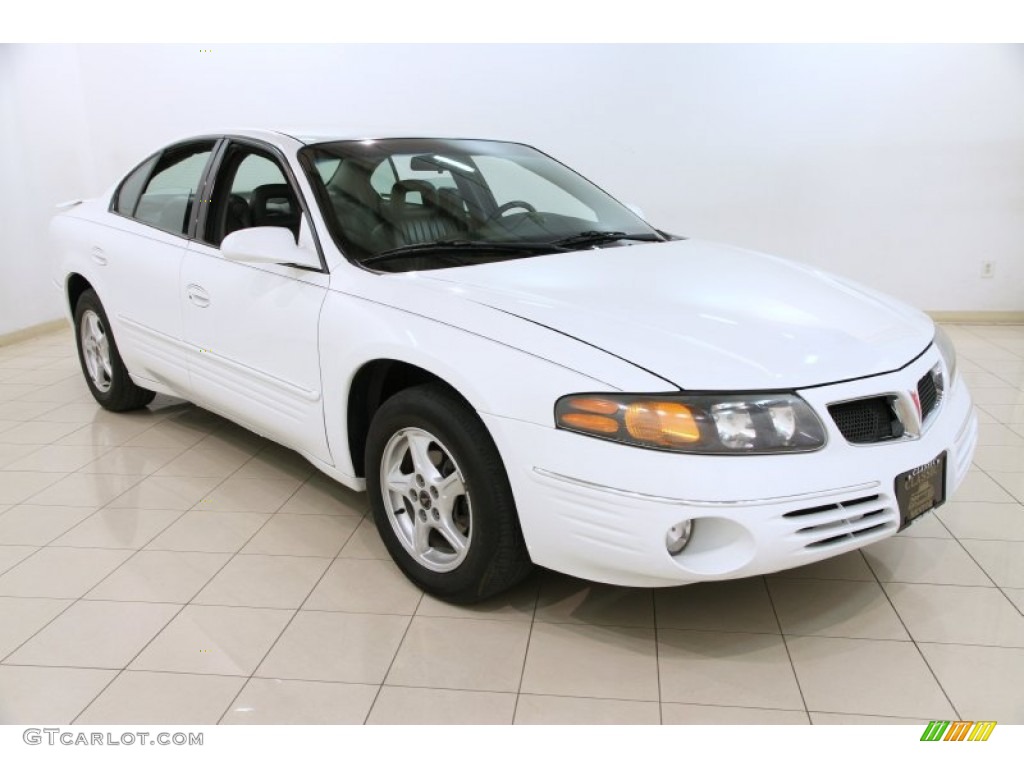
[131,141,215,236]
[114,154,158,216]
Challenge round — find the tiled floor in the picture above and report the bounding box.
[0,323,1022,725]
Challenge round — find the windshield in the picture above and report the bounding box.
[299,138,667,271]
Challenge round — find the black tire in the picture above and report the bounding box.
[365,382,533,604]
[73,288,155,412]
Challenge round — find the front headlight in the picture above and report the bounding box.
[933,326,958,384]
[554,393,827,454]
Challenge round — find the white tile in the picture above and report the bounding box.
[768,578,908,640]
[938,501,1024,541]
[0,505,97,546]
[534,572,653,628]
[919,643,1024,723]
[130,605,293,676]
[258,610,409,684]
[222,678,377,725]
[515,694,661,725]
[415,578,538,623]
[0,421,83,444]
[3,444,110,472]
[0,596,73,658]
[240,514,357,557]
[26,473,144,507]
[368,686,516,725]
[863,537,993,585]
[193,554,330,609]
[989,472,1024,503]
[658,630,803,710]
[960,539,1024,588]
[193,475,302,514]
[7,600,180,668]
[76,671,245,725]
[0,547,132,598]
[786,636,954,719]
[389,616,531,694]
[0,545,38,575]
[521,622,658,701]
[234,445,314,482]
[662,703,809,725]
[79,446,184,475]
[52,508,183,549]
[337,518,390,559]
[277,473,367,516]
[0,665,117,724]
[146,511,270,553]
[655,578,777,634]
[884,582,1024,646]
[0,471,64,505]
[106,475,222,510]
[304,558,422,614]
[87,550,231,603]
[952,471,1017,503]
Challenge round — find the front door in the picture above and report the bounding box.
[181,142,330,462]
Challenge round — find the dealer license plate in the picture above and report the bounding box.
[895,452,947,528]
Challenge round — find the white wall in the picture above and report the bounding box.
[2,44,1022,336]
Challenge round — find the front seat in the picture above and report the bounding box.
[250,183,301,239]
[386,180,466,246]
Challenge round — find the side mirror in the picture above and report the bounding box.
[221,227,321,270]
[625,203,647,220]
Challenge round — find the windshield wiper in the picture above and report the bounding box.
[361,239,566,266]
[553,230,664,249]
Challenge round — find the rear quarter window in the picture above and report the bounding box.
[113,154,158,216]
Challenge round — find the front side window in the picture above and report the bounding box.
[133,142,215,236]
[300,138,663,272]
[204,146,302,247]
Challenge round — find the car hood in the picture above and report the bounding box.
[419,239,935,390]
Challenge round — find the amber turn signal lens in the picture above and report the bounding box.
[559,412,620,434]
[567,397,621,415]
[624,401,700,446]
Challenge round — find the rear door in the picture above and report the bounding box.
[99,140,216,392]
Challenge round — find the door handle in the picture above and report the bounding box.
[90,247,108,266]
[186,283,210,308]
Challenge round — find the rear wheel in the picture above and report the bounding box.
[365,383,532,603]
[74,289,155,412]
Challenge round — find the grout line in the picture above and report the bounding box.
[59,440,298,725]
[214,493,364,725]
[763,574,810,721]
[510,576,542,725]
[864,546,962,720]
[650,587,663,725]
[358,592,424,726]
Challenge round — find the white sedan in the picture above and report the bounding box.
[50,130,978,603]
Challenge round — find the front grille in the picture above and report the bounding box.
[783,493,898,549]
[828,397,902,444]
[918,370,940,420]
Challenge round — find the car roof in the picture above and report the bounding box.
[189,128,518,148]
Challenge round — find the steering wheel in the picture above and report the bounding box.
[487,200,537,221]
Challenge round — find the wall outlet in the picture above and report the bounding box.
[981,260,995,278]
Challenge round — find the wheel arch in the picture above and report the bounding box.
[346,358,474,478]
[66,273,94,314]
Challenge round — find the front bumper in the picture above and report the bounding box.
[483,348,978,587]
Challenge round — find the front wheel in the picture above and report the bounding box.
[74,289,155,412]
[365,383,532,604]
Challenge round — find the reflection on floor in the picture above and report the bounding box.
[0,323,1022,725]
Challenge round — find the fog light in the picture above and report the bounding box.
[665,519,694,555]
